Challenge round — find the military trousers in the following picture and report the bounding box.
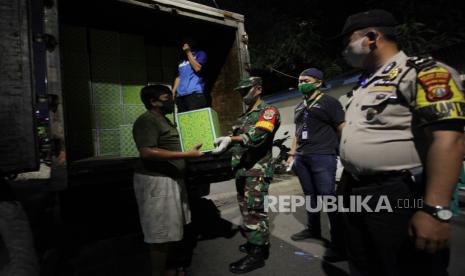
[235,176,270,246]
[340,171,449,276]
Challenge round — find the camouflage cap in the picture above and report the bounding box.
[234,76,262,91]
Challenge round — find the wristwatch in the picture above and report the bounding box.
[421,203,453,222]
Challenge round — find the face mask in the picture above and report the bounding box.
[160,98,175,114]
[298,82,318,96]
[241,87,259,106]
[343,36,370,68]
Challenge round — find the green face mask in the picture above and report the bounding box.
[298,82,318,95]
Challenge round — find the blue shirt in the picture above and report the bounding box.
[177,51,207,96]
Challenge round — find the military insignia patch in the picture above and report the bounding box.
[418,67,452,102]
[256,108,277,132]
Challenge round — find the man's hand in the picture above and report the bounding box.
[287,155,294,166]
[183,43,191,52]
[57,150,66,166]
[212,136,232,155]
[187,144,204,158]
[409,210,451,253]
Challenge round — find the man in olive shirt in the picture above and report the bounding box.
[132,84,203,276]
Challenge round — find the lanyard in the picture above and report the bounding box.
[303,93,323,130]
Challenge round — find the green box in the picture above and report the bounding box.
[98,129,120,156]
[176,108,221,152]
[124,104,146,125]
[92,81,121,105]
[94,105,123,129]
[90,29,120,55]
[120,125,138,157]
[122,83,145,105]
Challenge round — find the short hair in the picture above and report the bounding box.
[140,84,172,110]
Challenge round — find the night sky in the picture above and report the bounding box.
[191,0,465,92]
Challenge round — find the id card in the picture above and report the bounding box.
[302,131,308,140]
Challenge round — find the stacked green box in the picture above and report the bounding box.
[94,105,123,129]
[89,29,123,157]
[92,82,121,105]
[98,129,120,156]
[61,25,94,160]
[124,105,146,125]
[176,108,221,152]
[63,26,183,158]
[161,46,178,83]
[61,25,87,53]
[122,83,144,105]
[147,46,163,83]
[90,29,120,55]
[120,125,138,157]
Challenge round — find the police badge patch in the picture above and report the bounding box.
[382,61,397,74]
[263,109,275,120]
[418,67,453,102]
[256,108,277,132]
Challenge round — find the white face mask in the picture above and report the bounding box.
[343,36,370,68]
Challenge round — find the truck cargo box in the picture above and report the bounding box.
[56,0,249,182]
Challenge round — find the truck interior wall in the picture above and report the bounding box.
[58,0,240,162]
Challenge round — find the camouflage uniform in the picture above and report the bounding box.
[231,101,280,246]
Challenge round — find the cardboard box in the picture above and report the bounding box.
[176,108,221,152]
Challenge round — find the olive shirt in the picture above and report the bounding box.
[132,111,185,178]
[340,51,465,175]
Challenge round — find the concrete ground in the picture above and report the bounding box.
[55,174,465,276]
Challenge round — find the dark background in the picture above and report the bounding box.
[191,0,465,92]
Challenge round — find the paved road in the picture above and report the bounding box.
[56,175,465,276]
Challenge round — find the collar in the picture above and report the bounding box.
[240,101,267,117]
[361,51,408,87]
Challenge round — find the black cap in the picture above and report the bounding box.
[339,9,398,37]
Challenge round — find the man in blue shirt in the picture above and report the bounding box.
[172,39,208,112]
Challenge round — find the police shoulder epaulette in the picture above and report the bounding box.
[406,56,437,71]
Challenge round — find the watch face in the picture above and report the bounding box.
[437,209,453,220]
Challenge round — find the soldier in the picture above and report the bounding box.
[339,10,465,276]
[212,77,280,273]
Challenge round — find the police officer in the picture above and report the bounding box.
[212,77,280,273]
[339,10,465,276]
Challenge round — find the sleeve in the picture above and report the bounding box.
[413,64,465,125]
[195,51,208,65]
[240,107,280,147]
[329,97,346,126]
[132,118,160,149]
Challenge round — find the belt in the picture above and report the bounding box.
[349,167,423,184]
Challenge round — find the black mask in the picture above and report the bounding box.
[160,98,175,114]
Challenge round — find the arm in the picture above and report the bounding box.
[287,133,297,164]
[336,122,346,137]
[239,107,279,148]
[424,129,464,206]
[172,76,180,97]
[185,50,202,73]
[410,127,464,252]
[407,64,465,252]
[139,144,203,160]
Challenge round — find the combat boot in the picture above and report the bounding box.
[239,243,270,260]
[238,242,252,253]
[229,244,267,273]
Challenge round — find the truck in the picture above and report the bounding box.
[0,0,249,273]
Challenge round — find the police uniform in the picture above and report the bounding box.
[341,51,465,174]
[340,50,465,275]
[231,100,280,246]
